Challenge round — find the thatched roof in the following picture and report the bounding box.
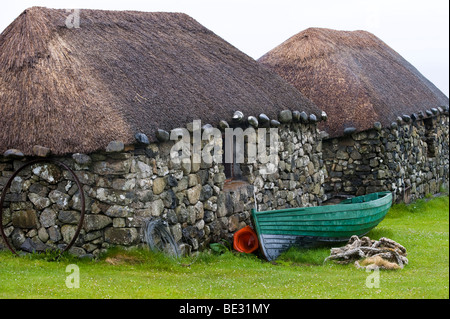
[258,28,449,138]
[0,7,319,155]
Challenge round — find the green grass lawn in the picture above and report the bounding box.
[0,195,448,299]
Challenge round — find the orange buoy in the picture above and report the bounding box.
[233,226,259,253]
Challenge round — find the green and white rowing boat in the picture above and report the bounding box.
[251,191,393,261]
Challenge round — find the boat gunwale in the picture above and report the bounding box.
[255,202,392,222]
[251,191,392,217]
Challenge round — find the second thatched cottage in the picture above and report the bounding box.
[259,28,449,203]
[0,8,327,256]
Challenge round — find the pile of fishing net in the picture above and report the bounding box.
[324,235,408,270]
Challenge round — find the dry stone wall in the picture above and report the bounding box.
[0,121,326,257]
[323,112,449,202]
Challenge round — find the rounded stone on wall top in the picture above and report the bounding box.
[247,116,258,128]
[3,149,25,159]
[218,120,229,131]
[278,110,293,123]
[156,129,170,142]
[401,114,411,123]
[343,127,356,135]
[270,119,281,127]
[32,145,51,157]
[308,113,317,123]
[232,111,244,123]
[373,122,382,131]
[292,110,301,122]
[299,111,308,123]
[135,132,150,145]
[442,105,449,114]
[106,140,125,153]
[258,114,270,127]
[201,124,213,133]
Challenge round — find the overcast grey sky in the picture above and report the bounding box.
[1,0,448,96]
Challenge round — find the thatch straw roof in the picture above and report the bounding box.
[258,28,449,138]
[0,7,319,155]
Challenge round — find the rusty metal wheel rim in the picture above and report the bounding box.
[0,158,85,258]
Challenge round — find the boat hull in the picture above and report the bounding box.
[251,191,392,261]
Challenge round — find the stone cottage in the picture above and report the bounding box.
[259,27,449,203]
[0,8,327,256]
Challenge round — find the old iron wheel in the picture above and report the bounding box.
[0,158,85,259]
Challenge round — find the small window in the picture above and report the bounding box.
[222,134,243,181]
[424,118,436,158]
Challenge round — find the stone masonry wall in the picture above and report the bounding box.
[0,121,326,257]
[323,113,449,202]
